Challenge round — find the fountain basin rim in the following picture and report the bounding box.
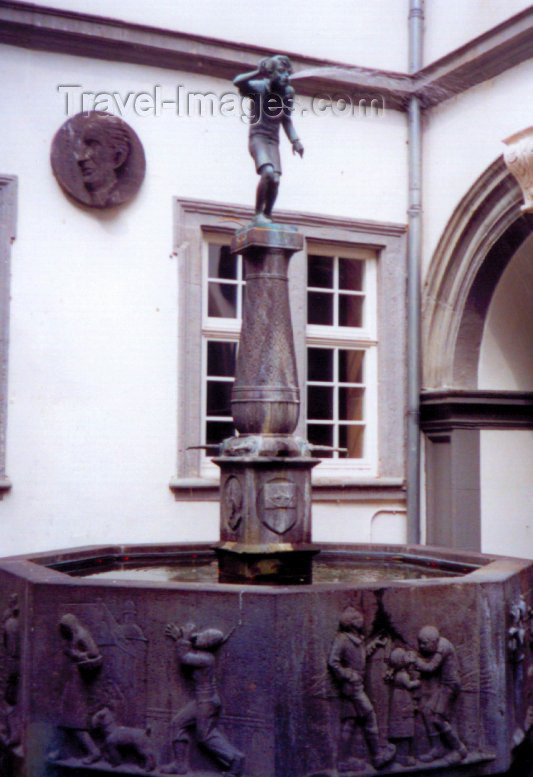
[0,542,529,593]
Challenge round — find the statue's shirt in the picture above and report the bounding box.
[245,80,294,141]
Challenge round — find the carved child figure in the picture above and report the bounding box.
[233,55,304,224]
[162,622,244,777]
[328,607,396,772]
[410,625,468,765]
[387,647,420,766]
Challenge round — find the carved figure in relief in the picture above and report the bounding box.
[162,622,244,776]
[76,113,132,207]
[2,594,20,708]
[91,706,156,771]
[51,110,145,209]
[386,647,420,767]
[233,55,304,224]
[328,607,395,772]
[117,600,147,643]
[55,613,103,764]
[1,594,20,726]
[99,598,148,705]
[0,594,21,766]
[410,625,467,765]
[508,596,527,662]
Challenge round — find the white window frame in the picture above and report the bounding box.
[305,243,378,477]
[199,239,379,480]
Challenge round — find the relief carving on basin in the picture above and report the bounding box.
[0,543,529,777]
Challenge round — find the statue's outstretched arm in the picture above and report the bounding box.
[233,69,262,95]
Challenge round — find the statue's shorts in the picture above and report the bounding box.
[249,134,281,174]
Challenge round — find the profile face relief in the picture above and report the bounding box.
[76,121,128,193]
[51,110,145,208]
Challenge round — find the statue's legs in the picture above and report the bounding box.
[255,164,280,222]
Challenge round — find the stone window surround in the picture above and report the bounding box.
[0,175,17,499]
[170,198,407,502]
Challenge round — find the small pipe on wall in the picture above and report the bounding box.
[406,0,424,544]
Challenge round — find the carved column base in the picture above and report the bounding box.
[215,455,320,584]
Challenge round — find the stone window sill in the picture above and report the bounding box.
[169,476,405,502]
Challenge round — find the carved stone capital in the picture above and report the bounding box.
[503,127,533,212]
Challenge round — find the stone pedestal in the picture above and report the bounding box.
[215,456,319,584]
[215,223,319,583]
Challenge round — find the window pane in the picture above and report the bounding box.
[339,349,364,383]
[206,380,232,417]
[308,255,333,288]
[206,421,235,445]
[308,347,333,382]
[208,282,237,318]
[339,425,364,458]
[307,385,333,420]
[208,244,236,279]
[308,291,333,325]
[339,294,363,327]
[339,387,364,420]
[339,258,364,290]
[207,341,237,377]
[307,424,333,458]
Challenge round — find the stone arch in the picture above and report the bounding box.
[421,157,533,552]
[422,156,533,389]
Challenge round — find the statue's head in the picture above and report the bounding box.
[59,612,103,669]
[259,55,293,89]
[76,112,131,197]
[418,625,440,655]
[339,606,364,633]
[389,647,408,669]
[192,627,225,650]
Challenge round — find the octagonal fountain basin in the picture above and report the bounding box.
[0,543,530,777]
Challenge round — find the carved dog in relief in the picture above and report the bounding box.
[91,707,156,771]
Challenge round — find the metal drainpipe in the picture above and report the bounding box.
[406,0,424,544]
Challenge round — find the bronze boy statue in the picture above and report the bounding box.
[234,55,304,224]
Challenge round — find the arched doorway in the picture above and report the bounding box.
[421,157,533,553]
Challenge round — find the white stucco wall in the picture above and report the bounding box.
[422,58,533,277]
[313,503,407,545]
[0,43,407,555]
[421,57,533,560]
[478,235,533,559]
[26,0,409,73]
[480,431,533,558]
[424,0,531,66]
[479,233,533,391]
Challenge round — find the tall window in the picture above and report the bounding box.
[173,198,406,499]
[305,245,377,474]
[200,238,377,477]
[203,240,242,452]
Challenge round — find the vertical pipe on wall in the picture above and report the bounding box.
[406,0,424,544]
